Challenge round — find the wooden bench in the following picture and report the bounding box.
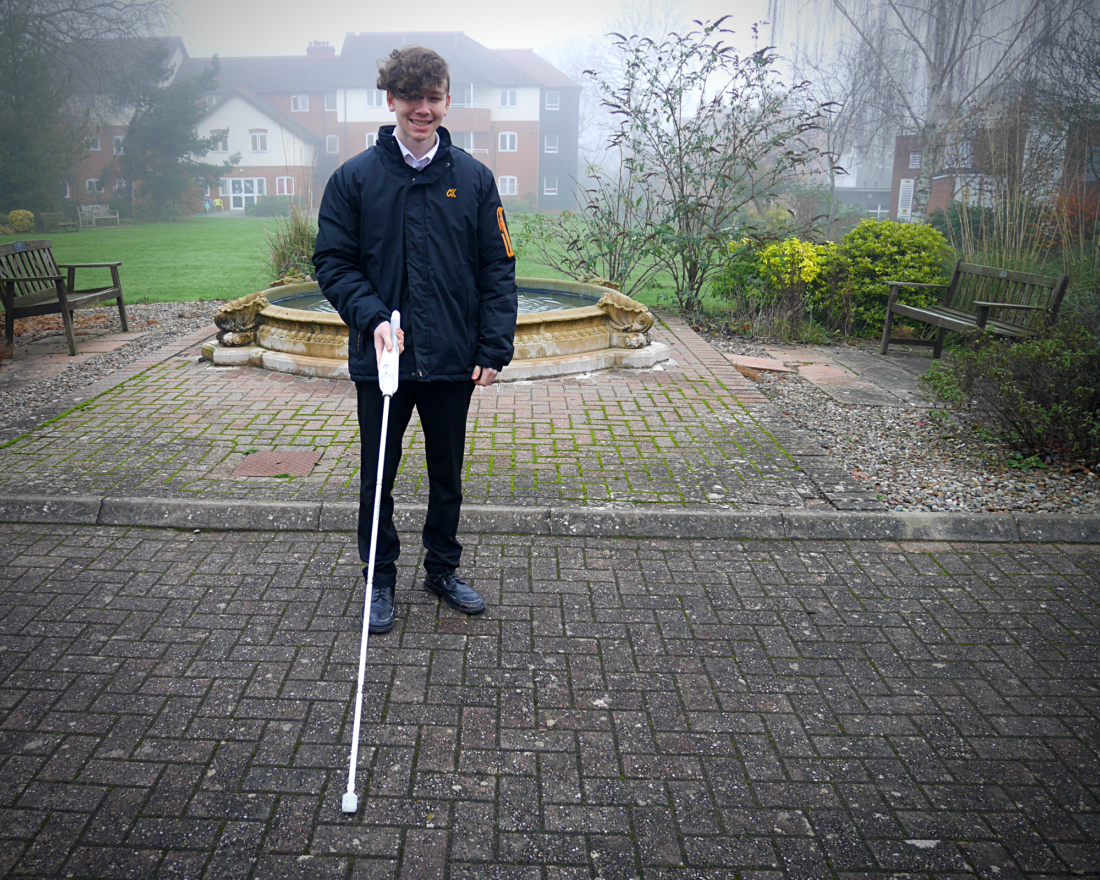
[78,204,120,228]
[38,212,79,234]
[1,239,127,356]
[881,260,1070,358]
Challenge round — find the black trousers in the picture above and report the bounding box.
[355,379,475,586]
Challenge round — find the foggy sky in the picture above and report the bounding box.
[169,0,772,58]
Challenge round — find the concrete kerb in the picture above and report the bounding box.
[1,493,1097,543]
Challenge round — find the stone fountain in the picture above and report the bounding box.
[201,277,669,381]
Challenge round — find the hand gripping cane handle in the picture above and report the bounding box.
[378,311,400,397]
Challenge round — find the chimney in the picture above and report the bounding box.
[307,41,335,57]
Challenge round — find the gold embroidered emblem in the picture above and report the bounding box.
[446,188,457,198]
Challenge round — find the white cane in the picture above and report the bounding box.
[342,309,401,815]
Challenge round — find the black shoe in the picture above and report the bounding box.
[423,571,486,615]
[368,582,395,633]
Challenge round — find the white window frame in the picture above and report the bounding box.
[365,132,378,149]
[251,130,268,152]
[499,131,517,152]
[113,135,124,155]
[291,93,309,112]
[500,89,517,108]
[85,136,101,151]
[224,176,267,209]
[366,90,385,107]
[63,181,72,199]
[326,134,339,154]
[86,178,103,194]
[544,134,558,154]
[324,93,336,111]
[115,178,126,192]
[276,176,295,196]
[499,175,517,196]
[543,176,558,196]
[909,152,921,169]
[210,130,228,152]
[545,90,560,110]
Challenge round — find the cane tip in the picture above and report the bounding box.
[342,792,358,813]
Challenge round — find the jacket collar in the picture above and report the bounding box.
[378,125,453,170]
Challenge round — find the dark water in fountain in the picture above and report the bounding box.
[272,288,598,315]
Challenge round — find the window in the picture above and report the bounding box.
[545,90,560,110]
[251,130,268,152]
[276,176,295,196]
[543,176,558,196]
[499,176,517,196]
[365,132,378,149]
[500,89,517,107]
[224,177,266,209]
[453,131,474,151]
[909,151,921,169]
[544,134,558,154]
[291,93,309,112]
[499,132,517,152]
[84,136,100,151]
[62,181,72,199]
[211,130,228,152]
[324,93,336,111]
[113,135,124,155]
[326,134,339,154]
[115,179,126,192]
[86,179,103,194]
[366,90,385,107]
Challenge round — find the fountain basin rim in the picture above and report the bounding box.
[260,277,612,326]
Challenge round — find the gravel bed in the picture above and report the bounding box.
[0,301,224,433]
[703,333,1100,515]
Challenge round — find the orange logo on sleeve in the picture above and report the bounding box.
[497,207,514,257]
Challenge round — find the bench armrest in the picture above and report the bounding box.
[57,262,122,269]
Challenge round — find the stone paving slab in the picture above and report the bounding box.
[764,345,935,408]
[0,317,880,512]
[1,522,1098,879]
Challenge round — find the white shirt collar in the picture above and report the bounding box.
[396,134,440,170]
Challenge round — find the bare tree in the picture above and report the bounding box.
[773,0,1086,222]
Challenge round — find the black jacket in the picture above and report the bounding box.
[313,126,518,383]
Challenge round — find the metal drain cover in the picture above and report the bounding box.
[234,449,322,477]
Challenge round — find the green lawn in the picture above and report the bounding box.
[0,215,667,306]
[2,217,279,304]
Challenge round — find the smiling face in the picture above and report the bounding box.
[387,83,450,158]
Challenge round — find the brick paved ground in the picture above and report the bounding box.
[2,522,1098,879]
[0,317,876,512]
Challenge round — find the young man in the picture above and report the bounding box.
[313,46,518,633]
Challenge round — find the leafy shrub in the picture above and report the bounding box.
[246,195,294,218]
[814,219,952,336]
[711,237,832,341]
[18,190,58,218]
[7,210,34,233]
[265,200,316,281]
[919,324,1100,463]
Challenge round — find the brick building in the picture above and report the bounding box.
[66,33,581,213]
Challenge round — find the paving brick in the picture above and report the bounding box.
[1,525,1098,878]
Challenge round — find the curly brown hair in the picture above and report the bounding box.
[376,46,450,98]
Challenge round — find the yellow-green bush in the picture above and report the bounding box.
[813,219,951,337]
[7,210,34,233]
[757,238,828,290]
